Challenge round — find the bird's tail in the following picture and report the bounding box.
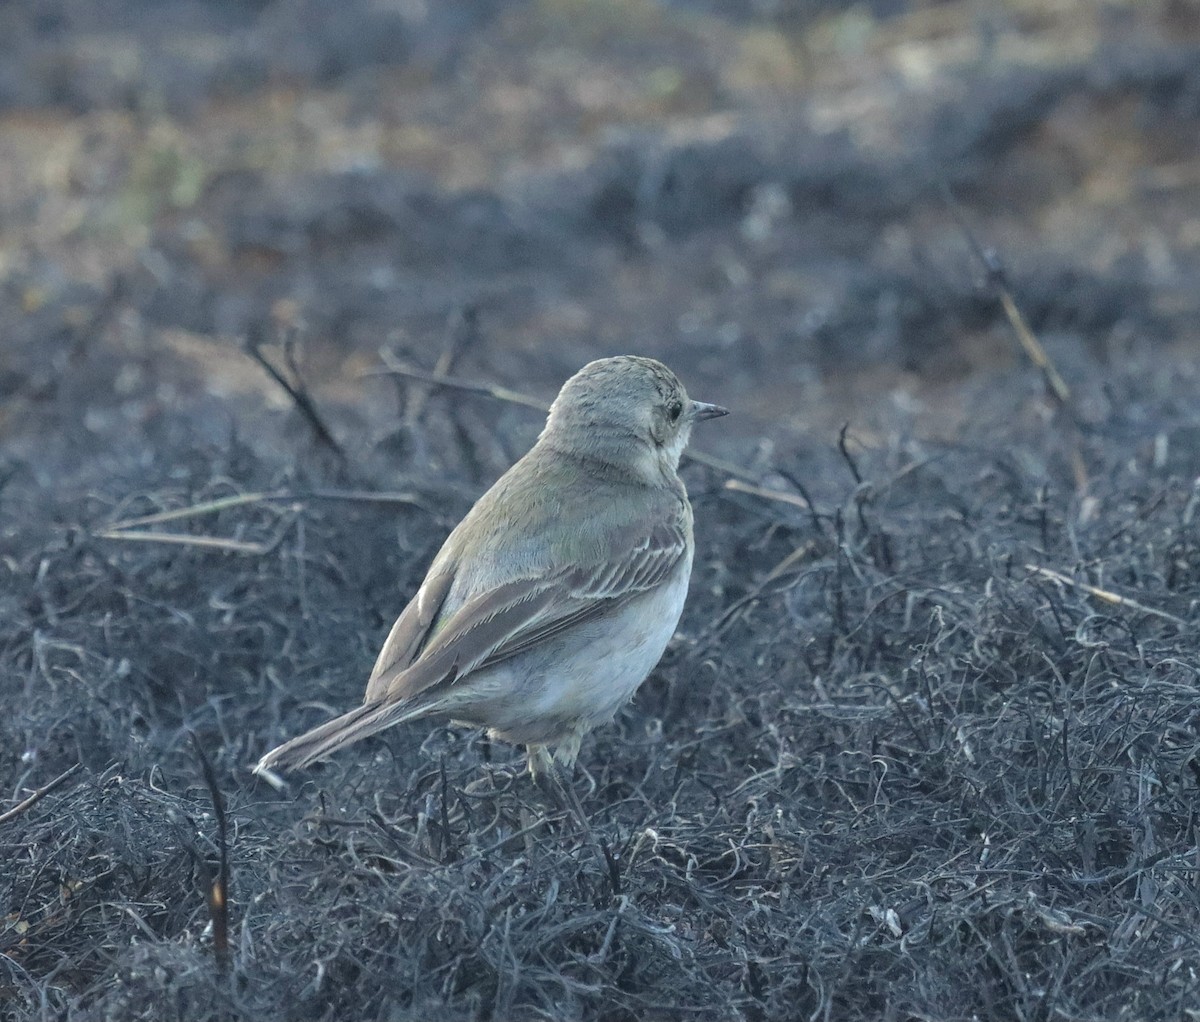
[255,697,432,775]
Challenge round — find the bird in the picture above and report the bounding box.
[255,355,727,783]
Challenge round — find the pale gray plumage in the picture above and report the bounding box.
[255,355,727,780]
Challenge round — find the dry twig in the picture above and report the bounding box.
[96,489,430,553]
[940,182,1087,493]
[402,305,481,428]
[0,763,82,826]
[189,732,231,970]
[723,478,814,512]
[244,333,345,459]
[1025,564,1185,625]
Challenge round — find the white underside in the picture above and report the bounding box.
[443,552,693,748]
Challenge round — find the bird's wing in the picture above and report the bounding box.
[363,569,454,703]
[369,509,689,706]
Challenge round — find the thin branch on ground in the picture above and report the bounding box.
[1025,564,1186,625]
[244,333,346,459]
[403,304,481,429]
[189,732,231,970]
[939,181,1088,494]
[0,763,82,826]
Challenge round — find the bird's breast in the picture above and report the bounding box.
[513,549,694,738]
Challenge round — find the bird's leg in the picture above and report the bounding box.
[526,743,567,821]
[529,744,588,832]
[545,722,589,830]
[553,728,584,773]
[537,726,620,897]
[528,726,589,829]
[550,761,620,897]
[551,761,590,835]
[526,744,554,783]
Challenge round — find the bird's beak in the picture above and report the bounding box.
[691,400,729,421]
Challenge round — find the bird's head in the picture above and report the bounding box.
[542,355,727,480]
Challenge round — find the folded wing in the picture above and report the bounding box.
[367,511,688,707]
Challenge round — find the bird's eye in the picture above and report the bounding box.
[667,400,683,422]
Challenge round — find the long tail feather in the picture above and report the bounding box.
[255,698,431,774]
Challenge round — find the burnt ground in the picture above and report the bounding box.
[3,1,1200,1019]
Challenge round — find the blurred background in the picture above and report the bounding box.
[3,0,1198,485]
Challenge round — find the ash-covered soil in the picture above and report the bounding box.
[3,2,1200,1020]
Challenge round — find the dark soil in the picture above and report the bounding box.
[3,2,1200,1020]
